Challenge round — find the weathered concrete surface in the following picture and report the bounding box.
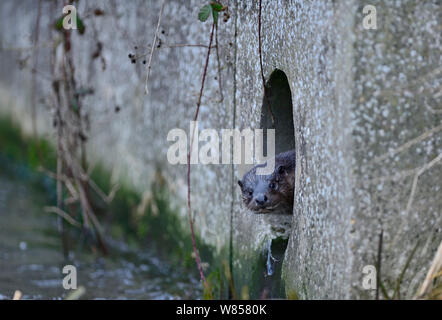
[348,0,442,299]
[234,0,356,299]
[0,0,440,299]
[0,0,236,260]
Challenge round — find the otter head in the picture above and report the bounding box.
[238,164,293,214]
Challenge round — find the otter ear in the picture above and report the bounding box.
[277,165,286,175]
[237,180,243,190]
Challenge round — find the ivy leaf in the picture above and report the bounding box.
[210,2,223,12]
[54,15,86,35]
[55,17,64,30]
[198,4,211,22]
[77,16,86,34]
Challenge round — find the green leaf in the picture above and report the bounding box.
[54,15,86,34]
[210,2,223,12]
[198,4,211,22]
[76,16,86,34]
[55,17,64,30]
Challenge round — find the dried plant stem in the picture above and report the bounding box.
[144,0,166,95]
[56,119,69,258]
[166,43,215,49]
[46,18,110,256]
[372,122,442,164]
[187,21,216,295]
[45,206,81,228]
[376,228,383,300]
[415,241,442,299]
[31,0,42,163]
[215,23,224,102]
[392,240,420,299]
[390,153,442,249]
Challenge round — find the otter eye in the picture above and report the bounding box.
[269,182,277,190]
[248,190,253,196]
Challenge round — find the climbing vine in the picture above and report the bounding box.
[187,1,229,298]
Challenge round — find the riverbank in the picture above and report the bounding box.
[0,116,215,299]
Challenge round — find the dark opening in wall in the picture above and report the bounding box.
[258,69,294,299]
[260,69,295,155]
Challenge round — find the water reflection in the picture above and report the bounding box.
[0,174,200,300]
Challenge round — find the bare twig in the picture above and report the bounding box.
[45,206,81,228]
[378,67,442,98]
[390,153,442,249]
[372,122,442,164]
[392,240,420,299]
[369,167,426,184]
[215,23,224,102]
[376,228,383,300]
[132,44,216,62]
[47,18,109,255]
[165,43,215,49]
[187,21,216,295]
[222,259,238,300]
[29,67,54,82]
[88,178,119,203]
[31,0,43,163]
[379,280,391,299]
[144,0,166,95]
[415,241,442,299]
[51,21,69,258]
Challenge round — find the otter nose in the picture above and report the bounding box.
[255,194,268,206]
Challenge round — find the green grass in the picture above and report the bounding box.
[0,115,217,278]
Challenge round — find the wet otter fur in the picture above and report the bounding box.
[238,149,295,214]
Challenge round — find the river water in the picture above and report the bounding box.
[0,173,201,300]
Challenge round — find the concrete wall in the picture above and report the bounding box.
[0,0,440,299]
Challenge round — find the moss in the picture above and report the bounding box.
[233,236,288,299]
[0,116,56,170]
[286,289,300,300]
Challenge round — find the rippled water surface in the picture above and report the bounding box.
[0,173,201,300]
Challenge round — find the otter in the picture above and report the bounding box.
[238,149,295,214]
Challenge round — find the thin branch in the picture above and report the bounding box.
[45,206,81,228]
[372,122,442,164]
[29,67,54,82]
[31,0,43,163]
[369,167,425,184]
[376,228,383,300]
[187,21,216,294]
[88,178,119,203]
[132,44,216,62]
[144,0,166,95]
[415,241,442,299]
[390,153,442,248]
[392,240,420,299]
[215,23,224,102]
[378,67,442,97]
[38,166,79,201]
[406,153,442,218]
[379,279,391,299]
[164,43,215,49]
